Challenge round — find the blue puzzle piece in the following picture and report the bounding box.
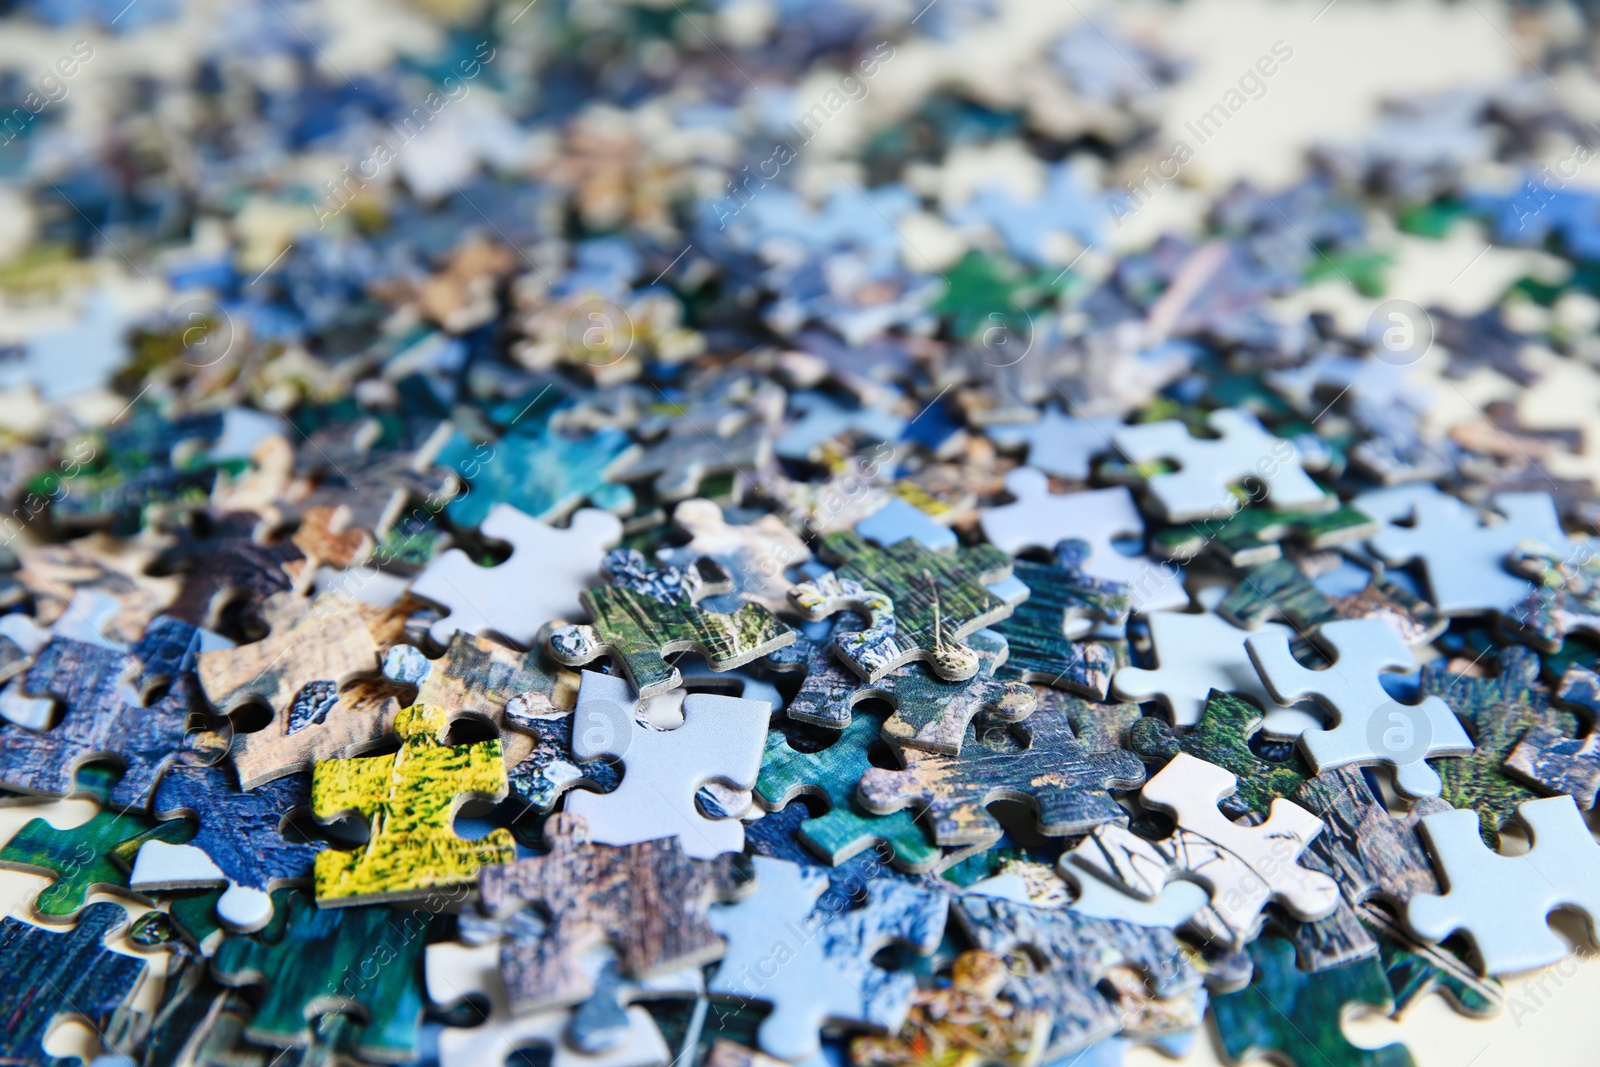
[953,163,1111,265]
[776,392,907,462]
[986,407,1122,481]
[440,425,637,528]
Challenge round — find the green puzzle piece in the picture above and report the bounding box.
[1151,498,1376,567]
[791,530,1015,683]
[212,891,428,1061]
[0,764,193,921]
[1218,556,1446,647]
[1214,936,1414,1067]
[756,711,939,873]
[1128,689,1312,817]
[547,550,795,697]
[1421,644,1577,847]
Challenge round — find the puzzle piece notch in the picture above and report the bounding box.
[775,392,907,462]
[612,419,771,503]
[1111,408,1328,522]
[707,855,947,1061]
[411,503,623,648]
[1127,753,1341,948]
[1407,795,1600,975]
[549,550,795,698]
[994,553,1129,702]
[790,530,1015,683]
[857,693,1145,846]
[1246,617,1473,797]
[311,701,515,905]
[979,475,1187,614]
[564,670,768,859]
[477,811,746,1014]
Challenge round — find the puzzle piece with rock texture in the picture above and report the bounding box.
[1212,936,1415,1067]
[657,498,812,616]
[549,550,795,698]
[790,531,1014,683]
[0,903,148,1067]
[1112,408,1327,521]
[1408,795,1600,975]
[980,475,1186,614]
[1079,754,1339,949]
[198,592,407,789]
[128,765,321,933]
[756,710,939,872]
[1247,617,1473,797]
[562,670,768,858]
[1356,486,1565,614]
[311,702,515,905]
[858,693,1144,846]
[995,554,1129,701]
[707,856,947,1061]
[477,812,745,1013]
[1506,665,1600,806]
[411,503,623,648]
[212,890,427,1061]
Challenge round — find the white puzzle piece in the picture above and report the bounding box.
[1355,485,1566,615]
[1111,408,1326,521]
[411,503,623,648]
[1407,795,1600,976]
[129,840,274,932]
[980,472,1187,613]
[986,408,1123,481]
[1246,617,1473,797]
[565,671,768,859]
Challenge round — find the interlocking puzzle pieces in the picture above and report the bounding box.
[1217,555,1447,648]
[1502,537,1600,651]
[441,424,638,529]
[411,503,623,648]
[755,708,939,873]
[1506,665,1600,806]
[657,498,812,617]
[857,691,1144,847]
[1212,936,1415,1067]
[1150,497,1378,568]
[1355,485,1566,615]
[197,591,407,789]
[0,613,206,809]
[1407,795,1600,975]
[979,475,1187,614]
[848,949,1049,1067]
[127,764,320,932]
[477,812,745,1014]
[549,550,795,698]
[707,855,947,1062]
[426,938,674,1067]
[951,893,1202,1058]
[562,671,768,859]
[1420,644,1578,847]
[790,531,1014,683]
[212,890,427,1062]
[1247,617,1473,798]
[995,555,1128,701]
[0,763,192,921]
[311,702,514,905]
[1078,753,1339,950]
[0,903,148,1067]
[1113,606,1314,735]
[1111,408,1327,522]
[14,532,179,644]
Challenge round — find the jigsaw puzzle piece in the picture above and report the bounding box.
[980,476,1186,614]
[477,812,745,1014]
[548,550,795,698]
[1151,497,1378,567]
[1502,538,1600,651]
[1506,665,1600,806]
[755,710,939,872]
[411,503,623,648]
[985,410,1122,481]
[1212,936,1415,1067]
[154,510,313,633]
[875,629,1035,754]
[790,531,1014,683]
[995,554,1129,701]
[707,855,946,1061]
[1408,795,1600,975]
[212,890,427,1061]
[1217,555,1447,647]
[612,420,770,503]
[775,392,906,463]
[657,498,812,617]
[1112,408,1327,521]
[311,701,514,905]
[562,670,767,859]
[858,692,1144,846]
[126,764,321,932]
[441,424,638,528]
[1247,617,1473,797]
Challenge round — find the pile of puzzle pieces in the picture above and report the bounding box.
[10,1,1600,1065]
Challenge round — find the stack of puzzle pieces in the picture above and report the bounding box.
[6,1,1600,1065]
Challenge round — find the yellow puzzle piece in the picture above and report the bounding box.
[312,702,515,905]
